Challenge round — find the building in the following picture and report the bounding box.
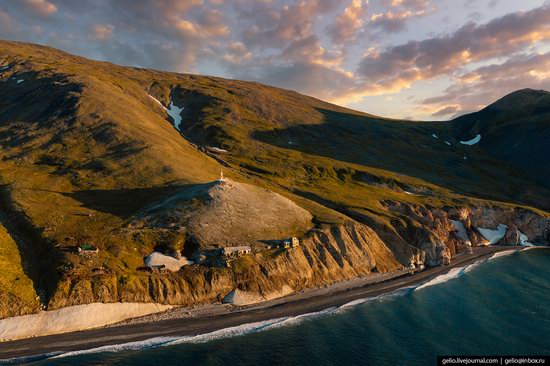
[222,246,251,257]
[272,237,300,249]
[193,246,252,267]
[78,244,99,255]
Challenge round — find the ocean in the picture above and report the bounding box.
[26,248,550,365]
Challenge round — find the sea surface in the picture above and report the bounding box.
[27,248,550,365]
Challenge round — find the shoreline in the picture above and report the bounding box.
[0,245,543,361]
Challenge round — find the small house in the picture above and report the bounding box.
[222,246,251,257]
[272,237,300,249]
[78,244,99,255]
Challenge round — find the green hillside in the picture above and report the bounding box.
[0,40,548,317]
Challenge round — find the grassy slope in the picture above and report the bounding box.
[0,40,548,312]
[0,223,39,317]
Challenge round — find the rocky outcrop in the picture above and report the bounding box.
[458,207,550,246]
[382,201,550,266]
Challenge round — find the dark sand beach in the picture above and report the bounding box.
[0,246,524,361]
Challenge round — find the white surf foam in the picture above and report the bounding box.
[463,259,486,273]
[488,250,518,261]
[52,336,181,358]
[338,285,416,312]
[263,307,338,330]
[0,351,65,365]
[521,246,548,251]
[415,267,466,291]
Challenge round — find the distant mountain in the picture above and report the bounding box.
[452,89,550,188]
[0,40,549,319]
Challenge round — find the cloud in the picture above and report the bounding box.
[326,0,368,45]
[422,52,550,117]
[92,24,114,40]
[0,11,21,38]
[236,61,357,101]
[281,35,343,66]
[369,0,432,33]
[358,5,550,93]
[431,105,460,117]
[222,42,252,65]
[21,0,57,17]
[239,0,345,49]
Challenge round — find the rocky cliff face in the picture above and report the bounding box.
[20,202,550,315]
[5,200,550,317]
[383,200,550,266]
[46,222,401,310]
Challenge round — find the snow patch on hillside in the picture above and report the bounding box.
[16,79,24,84]
[0,303,172,341]
[444,141,451,146]
[477,224,507,244]
[207,147,228,153]
[460,134,481,145]
[167,101,184,131]
[518,231,533,246]
[149,95,167,110]
[432,134,438,138]
[451,220,471,245]
[144,252,193,271]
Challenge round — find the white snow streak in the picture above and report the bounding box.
[460,134,481,145]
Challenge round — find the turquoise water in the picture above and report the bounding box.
[35,249,550,365]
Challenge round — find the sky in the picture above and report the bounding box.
[0,0,549,120]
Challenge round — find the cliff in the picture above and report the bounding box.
[46,222,402,310]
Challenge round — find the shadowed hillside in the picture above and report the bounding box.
[452,89,550,189]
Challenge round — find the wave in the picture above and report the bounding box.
[488,249,518,261]
[414,267,467,291]
[463,259,486,273]
[521,246,549,252]
[337,286,415,312]
[415,249,527,291]
[0,351,64,365]
[53,317,291,359]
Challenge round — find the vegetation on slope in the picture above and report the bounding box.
[0,40,548,316]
